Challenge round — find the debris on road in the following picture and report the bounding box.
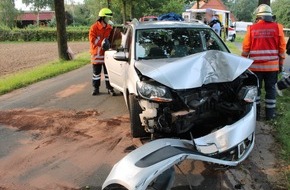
[0,109,287,189]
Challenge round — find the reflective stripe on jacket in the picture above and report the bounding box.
[242,20,286,72]
[89,21,112,64]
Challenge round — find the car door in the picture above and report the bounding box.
[105,26,127,91]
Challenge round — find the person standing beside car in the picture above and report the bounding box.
[241,4,286,120]
[205,8,221,36]
[89,8,116,96]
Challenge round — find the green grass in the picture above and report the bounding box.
[225,42,242,55]
[0,52,90,95]
[235,33,245,43]
[272,90,290,188]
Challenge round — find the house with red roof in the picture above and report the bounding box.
[16,11,55,28]
[191,0,236,22]
[183,0,236,23]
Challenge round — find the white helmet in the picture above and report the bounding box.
[254,4,273,16]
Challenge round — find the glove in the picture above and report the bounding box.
[101,38,110,51]
[279,65,284,73]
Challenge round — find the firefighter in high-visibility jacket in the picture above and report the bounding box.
[241,4,286,120]
[89,8,116,96]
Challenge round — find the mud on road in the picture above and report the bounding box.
[0,109,288,190]
[0,109,132,190]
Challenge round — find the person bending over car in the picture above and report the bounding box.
[89,8,116,96]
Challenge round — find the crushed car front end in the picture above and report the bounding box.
[135,50,258,159]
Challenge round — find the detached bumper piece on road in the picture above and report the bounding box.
[102,104,256,190]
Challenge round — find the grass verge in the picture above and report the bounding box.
[0,52,90,95]
[273,90,290,188]
[225,42,241,55]
[235,33,245,43]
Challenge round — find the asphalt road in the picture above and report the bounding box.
[0,63,286,189]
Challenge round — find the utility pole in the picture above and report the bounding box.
[258,0,270,5]
[54,0,70,60]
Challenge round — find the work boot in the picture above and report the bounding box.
[92,88,100,96]
[108,89,116,96]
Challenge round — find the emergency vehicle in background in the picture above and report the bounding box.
[139,16,158,22]
[183,8,236,42]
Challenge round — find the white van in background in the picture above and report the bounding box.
[233,21,253,32]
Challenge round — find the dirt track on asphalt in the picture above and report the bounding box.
[0,57,288,189]
[0,42,89,76]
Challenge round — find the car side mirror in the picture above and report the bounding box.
[113,52,128,61]
[117,47,125,52]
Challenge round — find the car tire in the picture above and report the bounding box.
[129,95,148,138]
[231,34,236,42]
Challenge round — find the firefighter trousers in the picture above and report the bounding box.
[277,76,290,90]
[254,71,278,119]
[92,64,113,90]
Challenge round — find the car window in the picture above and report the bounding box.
[109,26,127,50]
[135,28,228,60]
[144,18,158,22]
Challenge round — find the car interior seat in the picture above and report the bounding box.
[148,47,166,58]
[171,40,188,57]
[190,32,204,54]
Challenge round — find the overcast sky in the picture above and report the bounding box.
[15,0,85,10]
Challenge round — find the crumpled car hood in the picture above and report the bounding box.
[135,50,253,89]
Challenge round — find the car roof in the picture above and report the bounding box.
[132,21,210,30]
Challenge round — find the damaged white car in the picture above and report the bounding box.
[103,21,258,189]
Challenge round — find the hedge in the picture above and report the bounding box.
[0,27,90,42]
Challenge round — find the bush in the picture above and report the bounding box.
[0,27,89,42]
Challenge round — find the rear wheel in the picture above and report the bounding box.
[129,95,148,138]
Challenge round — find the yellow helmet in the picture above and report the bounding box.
[254,4,272,16]
[99,8,113,17]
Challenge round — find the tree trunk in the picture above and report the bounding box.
[107,0,111,8]
[54,0,70,60]
[129,0,133,20]
[197,0,200,9]
[122,0,127,24]
[258,0,270,5]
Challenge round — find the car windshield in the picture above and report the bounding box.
[135,28,228,60]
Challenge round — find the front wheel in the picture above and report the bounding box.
[129,95,148,138]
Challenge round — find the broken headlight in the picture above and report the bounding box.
[238,86,258,103]
[137,81,172,102]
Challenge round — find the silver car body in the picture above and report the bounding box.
[103,21,257,189]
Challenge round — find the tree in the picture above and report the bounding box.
[161,0,186,14]
[54,0,69,60]
[272,0,290,28]
[84,0,107,24]
[0,0,18,28]
[234,0,258,21]
[258,0,270,5]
